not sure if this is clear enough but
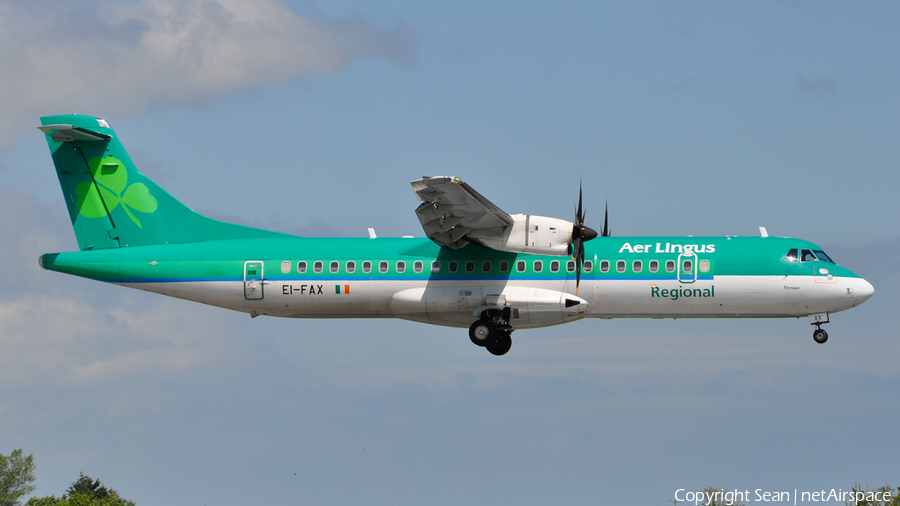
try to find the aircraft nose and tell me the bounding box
[860,279,874,301]
[854,278,875,305]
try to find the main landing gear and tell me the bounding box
[469,308,513,356]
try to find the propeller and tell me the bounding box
[572,179,598,293]
[602,196,610,237]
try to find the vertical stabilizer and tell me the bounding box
[40,115,287,250]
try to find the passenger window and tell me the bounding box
[449,261,458,273]
[683,260,693,273]
[700,260,710,272]
[534,260,543,273]
[633,260,642,273]
[465,261,475,273]
[584,260,593,273]
[813,250,834,263]
[516,260,526,273]
[330,261,339,273]
[362,261,371,273]
[346,261,356,273]
[600,260,609,273]
[500,260,509,273]
[550,260,560,273]
[785,249,799,262]
[297,261,307,273]
[649,260,659,273]
[414,261,423,273]
[396,261,406,273]
[431,261,440,273]
[314,261,323,273]
[566,261,575,273]
[379,261,388,273]
[616,260,626,273]
[666,260,675,272]
[800,249,817,262]
[482,261,491,272]
[281,261,291,274]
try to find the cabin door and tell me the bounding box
[244,261,265,300]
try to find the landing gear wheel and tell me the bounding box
[486,331,512,356]
[813,328,828,344]
[469,320,492,347]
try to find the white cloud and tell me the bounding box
[0,294,236,389]
[0,0,414,147]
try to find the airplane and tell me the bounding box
[36,115,874,356]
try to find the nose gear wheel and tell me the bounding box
[813,327,828,344]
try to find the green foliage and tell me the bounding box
[0,449,37,506]
[66,475,109,500]
[844,484,899,506]
[25,474,134,506]
[22,498,59,506]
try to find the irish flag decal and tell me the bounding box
[335,284,350,294]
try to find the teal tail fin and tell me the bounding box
[40,115,287,250]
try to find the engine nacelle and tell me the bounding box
[467,214,574,256]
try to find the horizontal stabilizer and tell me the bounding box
[38,124,111,143]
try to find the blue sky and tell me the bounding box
[0,1,897,504]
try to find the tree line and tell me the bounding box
[5,449,897,505]
[1,450,134,506]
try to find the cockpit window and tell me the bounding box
[813,250,834,263]
[785,249,798,262]
[800,249,817,262]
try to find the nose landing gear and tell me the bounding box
[808,313,829,344]
[468,308,513,356]
[812,326,828,344]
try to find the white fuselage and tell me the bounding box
[122,273,874,329]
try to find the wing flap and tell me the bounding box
[411,176,513,249]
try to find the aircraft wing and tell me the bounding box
[411,176,514,249]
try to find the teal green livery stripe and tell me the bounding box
[41,235,862,283]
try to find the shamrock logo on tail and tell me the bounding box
[75,156,158,228]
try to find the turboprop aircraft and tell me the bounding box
[36,115,874,356]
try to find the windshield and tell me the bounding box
[813,250,834,263]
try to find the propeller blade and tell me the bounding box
[602,197,610,237]
[575,259,582,294]
[577,179,584,226]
